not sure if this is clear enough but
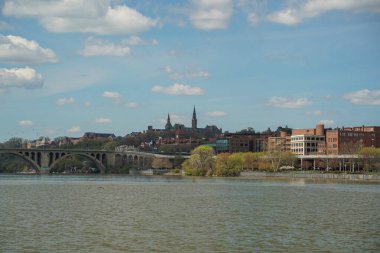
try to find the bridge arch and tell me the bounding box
[49,153,106,173]
[1,152,40,172]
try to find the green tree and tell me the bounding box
[214,153,243,176]
[242,152,263,170]
[182,145,215,176]
[73,139,106,150]
[358,147,380,172]
[264,138,297,171]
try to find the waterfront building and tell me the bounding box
[268,131,291,152]
[326,126,380,155]
[226,129,276,153]
[290,124,326,155]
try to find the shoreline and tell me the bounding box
[3,171,380,182]
[240,171,380,181]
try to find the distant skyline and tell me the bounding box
[1,0,380,140]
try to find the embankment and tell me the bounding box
[240,171,380,181]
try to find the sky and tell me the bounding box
[0,0,379,141]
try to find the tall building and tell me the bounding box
[165,114,172,130]
[192,106,197,129]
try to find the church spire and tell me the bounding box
[192,106,197,129]
[165,113,172,130]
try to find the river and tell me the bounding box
[0,174,379,252]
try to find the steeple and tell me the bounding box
[192,106,197,129]
[165,113,172,130]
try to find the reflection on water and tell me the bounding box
[0,175,379,252]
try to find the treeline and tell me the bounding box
[181,146,380,176]
[0,154,33,173]
[0,136,196,153]
[358,147,380,171]
[182,146,297,177]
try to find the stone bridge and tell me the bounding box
[0,148,162,173]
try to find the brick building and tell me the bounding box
[226,128,281,153]
[268,131,291,152]
[326,126,380,155]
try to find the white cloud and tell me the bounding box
[102,91,123,104]
[95,118,112,123]
[126,102,139,108]
[164,66,209,80]
[343,89,380,105]
[189,0,233,30]
[3,0,158,35]
[101,90,137,107]
[102,91,121,99]
[152,83,205,96]
[268,96,312,108]
[205,111,227,117]
[0,35,57,64]
[122,36,158,46]
[0,67,43,91]
[67,126,81,133]
[80,37,130,57]
[18,120,33,126]
[56,97,75,106]
[267,0,380,25]
[85,101,91,107]
[306,110,322,116]
[318,119,335,126]
[79,36,158,57]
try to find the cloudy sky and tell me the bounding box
[0,0,379,140]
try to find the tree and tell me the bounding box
[265,139,296,171]
[340,141,363,172]
[182,145,215,176]
[358,147,380,172]
[242,152,263,170]
[4,137,24,148]
[214,153,243,176]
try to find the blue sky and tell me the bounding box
[0,0,379,140]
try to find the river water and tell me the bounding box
[0,175,379,252]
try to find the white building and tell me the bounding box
[290,135,325,155]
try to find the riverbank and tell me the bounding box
[240,171,380,181]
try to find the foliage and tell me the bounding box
[242,152,263,170]
[264,138,297,171]
[50,155,99,173]
[183,145,215,176]
[214,153,243,176]
[358,147,380,171]
[0,154,34,173]
[3,137,24,148]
